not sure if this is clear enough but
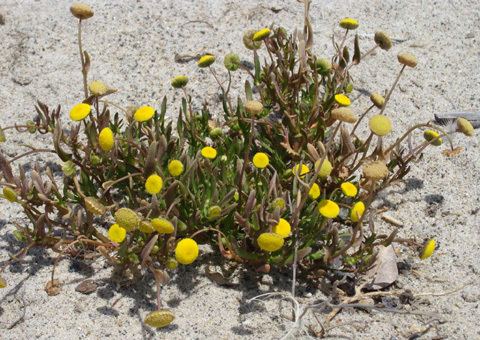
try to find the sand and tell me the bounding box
[0,0,479,339]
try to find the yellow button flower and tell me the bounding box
[171,75,188,89]
[252,28,271,41]
[350,201,365,222]
[423,130,442,146]
[139,220,155,234]
[145,174,163,195]
[98,127,114,152]
[456,117,474,136]
[144,309,175,328]
[292,164,310,177]
[273,218,291,238]
[167,159,184,177]
[341,182,358,197]
[308,183,321,200]
[318,199,340,219]
[69,103,91,121]
[252,152,269,169]
[315,159,333,178]
[151,218,175,234]
[197,54,215,68]
[114,208,140,231]
[419,239,436,260]
[369,115,392,136]
[201,146,217,160]
[257,233,284,252]
[175,238,199,265]
[88,80,108,96]
[334,94,351,107]
[272,197,286,210]
[108,223,126,243]
[134,106,155,122]
[339,18,359,30]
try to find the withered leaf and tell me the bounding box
[75,279,98,295]
[45,279,62,296]
[442,147,463,157]
[364,245,398,290]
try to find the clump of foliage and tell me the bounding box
[0,1,475,328]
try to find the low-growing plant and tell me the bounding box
[0,1,475,328]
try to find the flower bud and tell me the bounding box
[456,117,474,136]
[244,100,263,116]
[315,58,332,75]
[397,52,417,68]
[144,309,175,328]
[114,208,140,231]
[70,3,94,20]
[207,205,222,220]
[374,31,392,51]
[197,54,215,68]
[171,76,188,89]
[370,93,385,109]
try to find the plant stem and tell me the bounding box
[379,65,406,116]
[77,19,88,99]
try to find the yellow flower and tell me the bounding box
[207,205,222,220]
[292,164,310,177]
[144,309,175,328]
[339,18,359,30]
[350,201,365,222]
[98,127,114,152]
[134,106,155,122]
[88,80,109,96]
[369,115,392,136]
[272,198,286,210]
[171,76,188,88]
[197,54,215,68]
[423,130,442,146]
[145,174,163,195]
[318,199,340,219]
[139,220,155,234]
[419,239,436,260]
[108,224,126,243]
[114,208,140,231]
[456,117,474,136]
[341,182,358,197]
[201,146,217,159]
[370,93,385,109]
[315,159,333,178]
[0,275,6,288]
[151,218,174,234]
[273,218,291,238]
[308,183,321,200]
[168,159,184,177]
[252,152,269,169]
[334,94,351,106]
[175,238,199,265]
[257,233,284,252]
[252,28,271,41]
[69,103,91,121]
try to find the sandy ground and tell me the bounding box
[1,0,479,339]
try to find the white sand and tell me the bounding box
[1,0,479,339]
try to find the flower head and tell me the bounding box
[151,218,175,234]
[341,182,358,197]
[171,76,188,89]
[108,224,127,243]
[419,239,436,260]
[197,54,215,68]
[370,93,385,109]
[166,258,178,270]
[397,52,417,68]
[369,115,392,136]
[167,159,184,177]
[69,103,91,121]
[70,3,94,20]
[334,94,351,107]
[374,31,392,50]
[350,201,365,222]
[144,309,175,328]
[252,28,271,41]
[175,238,199,265]
[362,161,389,180]
[114,208,140,231]
[292,164,310,177]
[244,100,263,116]
[273,218,291,238]
[98,127,114,152]
[272,198,286,210]
[423,130,442,146]
[224,53,241,71]
[257,233,284,252]
[315,159,333,178]
[134,106,155,122]
[252,152,269,169]
[242,29,262,50]
[139,220,155,234]
[331,108,357,123]
[308,183,321,200]
[318,200,340,219]
[315,58,332,75]
[145,174,163,195]
[456,117,474,136]
[339,18,359,30]
[201,146,217,160]
[88,80,109,96]
[207,205,222,220]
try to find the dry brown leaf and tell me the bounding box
[75,279,98,294]
[442,147,463,157]
[45,279,62,296]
